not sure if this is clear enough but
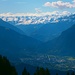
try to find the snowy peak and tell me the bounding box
[0,12,75,25]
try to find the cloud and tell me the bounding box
[61,11,71,15]
[0,11,72,25]
[44,1,75,9]
[35,8,42,13]
[73,0,75,3]
[44,2,51,7]
[0,11,71,17]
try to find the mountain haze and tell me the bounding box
[1,13,75,42]
[40,24,75,56]
[0,19,25,35]
[0,19,41,58]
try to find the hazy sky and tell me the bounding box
[0,0,75,13]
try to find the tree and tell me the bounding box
[34,67,40,75]
[45,68,50,75]
[67,72,69,75]
[39,67,45,75]
[0,55,18,75]
[71,71,75,75]
[22,67,30,75]
[11,66,18,75]
[56,73,58,75]
[34,67,50,75]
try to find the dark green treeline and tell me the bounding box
[0,55,75,75]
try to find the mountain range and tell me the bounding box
[0,13,66,25]
[0,12,74,25]
[0,13,75,72]
[39,24,75,56]
[0,13,75,42]
[0,19,25,35]
[0,19,41,59]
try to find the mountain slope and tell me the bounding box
[0,19,25,35]
[1,14,75,42]
[41,24,75,56]
[16,24,44,36]
[31,21,75,42]
[0,25,41,58]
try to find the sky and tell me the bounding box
[0,0,75,14]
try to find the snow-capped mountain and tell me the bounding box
[0,11,74,25]
[0,15,59,25]
[0,12,75,42]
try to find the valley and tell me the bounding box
[16,54,75,71]
[0,12,75,74]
